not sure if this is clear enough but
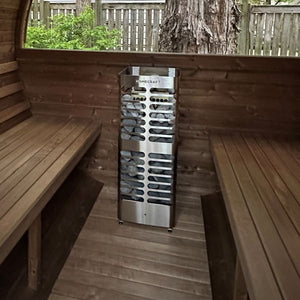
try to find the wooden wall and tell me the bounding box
[16,49,300,196]
[0,0,31,133]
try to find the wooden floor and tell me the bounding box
[48,186,212,300]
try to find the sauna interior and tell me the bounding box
[0,0,299,299]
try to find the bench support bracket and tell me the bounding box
[28,214,42,290]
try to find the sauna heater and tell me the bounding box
[118,66,180,229]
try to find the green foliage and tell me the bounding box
[25,6,121,50]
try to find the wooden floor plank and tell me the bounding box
[224,134,300,300]
[49,166,212,299]
[48,293,80,300]
[69,246,210,284]
[90,207,206,242]
[57,267,210,300]
[88,212,205,247]
[52,279,153,300]
[78,227,208,263]
[63,256,211,296]
[82,217,207,258]
[75,237,210,272]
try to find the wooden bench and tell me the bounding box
[210,133,300,300]
[0,115,101,289]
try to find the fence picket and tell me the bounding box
[249,12,255,55]
[115,9,121,50]
[281,13,291,55]
[138,9,144,51]
[40,0,44,24]
[33,0,38,25]
[95,0,103,26]
[263,13,273,56]
[123,9,129,51]
[272,13,283,56]
[44,1,50,28]
[52,8,58,17]
[146,9,152,52]
[108,9,114,30]
[255,13,264,55]
[153,9,159,52]
[297,14,300,55]
[289,14,298,56]
[130,9,137,51]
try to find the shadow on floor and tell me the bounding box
[0,168,103,300]
[202,192,236,300]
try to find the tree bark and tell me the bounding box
[159,0,240,54]
[76,0,91,16]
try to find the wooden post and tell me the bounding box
[95,0,103,26]
[44,1,50,29]
[32,0,39,26]
[233,257,248,300]
[40,0,45,25]
[239,0,250,55]
[28,214,42,291]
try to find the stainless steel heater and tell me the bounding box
[118,66,179,229]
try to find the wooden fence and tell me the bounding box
[29,0,164,52]
[238,5,300,56]
[30,1,300,56]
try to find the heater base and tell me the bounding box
[120,199,173,228]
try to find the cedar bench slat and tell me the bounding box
[0,115,101,289]
[210,133,300,300]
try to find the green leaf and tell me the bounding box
[26,6,121,51]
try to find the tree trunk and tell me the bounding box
[159,0,240,54]
[76,0,91,16]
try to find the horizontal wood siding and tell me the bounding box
[17,50,300,196]
[0,0,31,132]
[0,3,19,63]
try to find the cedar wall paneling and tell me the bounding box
[17,49,300,195]
[0,0,21,63]
[0,0,31,133]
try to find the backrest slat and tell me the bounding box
[0,82,23,99]
[0,61,18,75]
[0,61,31,129]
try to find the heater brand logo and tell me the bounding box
[136,79,159,84]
